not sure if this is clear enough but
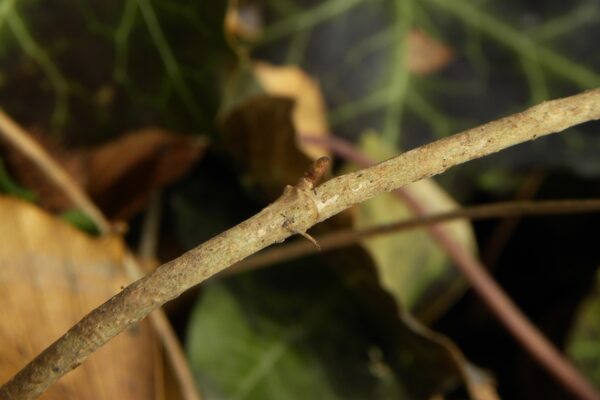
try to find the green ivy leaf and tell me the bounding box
[60,209,99,235]
[186,268,410,400]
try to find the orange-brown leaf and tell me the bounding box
[1,129,207,221]
[0,196,160,399]
[86,129,207,220]
[407,29,454,75]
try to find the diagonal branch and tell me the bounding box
[2,89,600,399]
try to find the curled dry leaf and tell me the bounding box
[0,131,87,211]
[0,196,159,399]
[1,129,207,221]
[221,96,312,199]
[253,62,330,161]
[221,62,329,199]
[86,129,208,220]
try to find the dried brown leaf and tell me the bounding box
[86,129,208,220]
[253,62,330,161]
[1,129,207,221]
[0,196,160,399]
[1,131,87,211]
[220,63,329,199]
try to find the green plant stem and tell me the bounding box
[5,9,69,128]
[383,0,413,143]
[136,0,204,125]
[261,0,367,43]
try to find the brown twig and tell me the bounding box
[227,198,600,275]
[2,89,600,399]
[138,192,163,262]
[0,111,201,400]
[300,134,600,400]
[0,109,111,234]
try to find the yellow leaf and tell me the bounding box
[0,196,160,399]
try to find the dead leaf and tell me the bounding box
[0,131,87,212]
[407,29,455,75]
[220,96,310,199]
[220,62,329,199]
[253,62,330,161]
[86,129,208,220]
[0,196,160,399]
[1,129,208,221]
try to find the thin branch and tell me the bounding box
[2,89,600,400]
[138,191,162,261]
[113,0,138,83]
[0,111,201,400]
[0,109,110,234]
[135,0,204,125]
[226,198,600,275]
[261,0,365,43]
[5,10,69,127]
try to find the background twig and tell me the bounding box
[227,198,600,275]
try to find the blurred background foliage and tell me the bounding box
[1,0,600,399]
